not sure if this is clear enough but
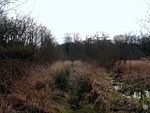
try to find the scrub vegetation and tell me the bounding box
[1,0,150,113]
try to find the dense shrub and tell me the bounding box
[53,69,70,91]
[76,76,92,98]
[68,95,80,110]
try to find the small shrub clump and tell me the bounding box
[53,69,70,91]
[67,76,93,111]
[68,95,80,110]
[76,76,92,99]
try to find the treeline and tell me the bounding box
[60,33,150,70]
[1,0,150,69]
[1,13,150,68]
[0,14,59,63]
[0,0,59,63]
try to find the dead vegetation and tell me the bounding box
[114,60,150,92]
[0,60,71,113]
[0,60,143,113]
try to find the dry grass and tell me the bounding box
[0,60,140,113]
[121,60,150,73]
[0,60,30,94]
[0,60,72,113]
[72,61,140,113]
[115,60,150,81]
[114,60,150,93]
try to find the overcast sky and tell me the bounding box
[10,0,148,43]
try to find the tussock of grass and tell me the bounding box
[53,69,70,91]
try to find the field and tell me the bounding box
[1,0,150,113]
[2,60,150,113]
[114,60,150,91]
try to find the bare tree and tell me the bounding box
[0,0,15,14]
[139,0,150,34]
